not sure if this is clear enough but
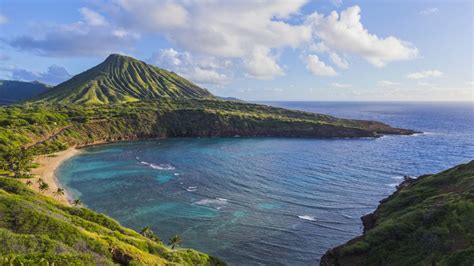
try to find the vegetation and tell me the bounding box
[169,235,182,250]
[0,80,49,105]
[320,161,474,265]
[34,54,213,105]
[72,199,82,207]
[0,177,225,265]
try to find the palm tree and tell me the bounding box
[25,180,33,186]
[38,182,49,193]
[36,178,44,184]
[140,226,160,242]
[72,199,82,207]
[168,235,182,250]
[53,188,65,198]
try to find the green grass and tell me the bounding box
[321,161,474,266]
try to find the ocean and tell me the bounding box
[57,101,474,265]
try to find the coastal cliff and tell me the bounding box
[320,161,474,265]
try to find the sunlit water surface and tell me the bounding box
[58,102,474,265]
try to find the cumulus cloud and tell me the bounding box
[306,6,418,67]
[0,14,8,24]
[108,0,311,79]
[407,70,443,79]
[331,82,351,88]
[9,65,71,85]
[419,8,439,15]
[149,48,230,85]
[6,8,137,57]
[305,54,337,76]
[329,52,349,69]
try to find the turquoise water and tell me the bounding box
[57,102,473,265]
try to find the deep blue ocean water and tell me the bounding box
[57,102,474,265]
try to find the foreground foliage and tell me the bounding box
[321,161,474,265]
[0,177,225,265]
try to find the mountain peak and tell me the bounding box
[34,54,214,104]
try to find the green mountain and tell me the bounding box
[0,177,224,265]
[321,161,474,265]
[0,80,49,105]
[35,54,213,104]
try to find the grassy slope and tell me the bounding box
[321,161,474,266]
[35,54,213,105]
[0,177,225,265]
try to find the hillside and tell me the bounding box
[35,54,213,104]
[320,161,474,265]
[0,80,49,105]
[0,176,224,265]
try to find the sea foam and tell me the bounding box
[298,215,315,221]
[141,161,175,170]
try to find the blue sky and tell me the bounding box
[0,0,472,101]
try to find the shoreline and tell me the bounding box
[23,147,80,206]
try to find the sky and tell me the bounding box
[0,0,472,101]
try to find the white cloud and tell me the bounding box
[377,80,400,87]
[307,6,418,67]
[79,7,108,26]
[407,70,443,79]
[243,47,284,79]
[107,0,311,79]
[305,54,337,76]
[329,52,349,69]
[331,82,351,88]
[7,8,138,57]
[419,8,439,15]
[149,48,230,85]
[0,14,8,24]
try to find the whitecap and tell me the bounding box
[174,173,180,176]
[141,161,175,170]
[391,176,404,180]
[186,186,197,192]
[298,215,315,221]
[386,183,399,188]
[194,198,228,207]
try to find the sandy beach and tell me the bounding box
[22,147,80,206]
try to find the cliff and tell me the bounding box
[320,161,474,265]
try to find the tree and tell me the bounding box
[36,178,44,184]
[25,180,33,186]
[140,226,160,242]
[72,199,82,207]
[38,182,49,193]
[53,187,65,198]
[3,148,33,178]
[168,235,182,250]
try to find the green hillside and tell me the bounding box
[321,161,474,265]
[0,80,49,105]
[35,54,213,104]
[0,177,224,265]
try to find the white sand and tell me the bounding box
[22,147,79,205]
